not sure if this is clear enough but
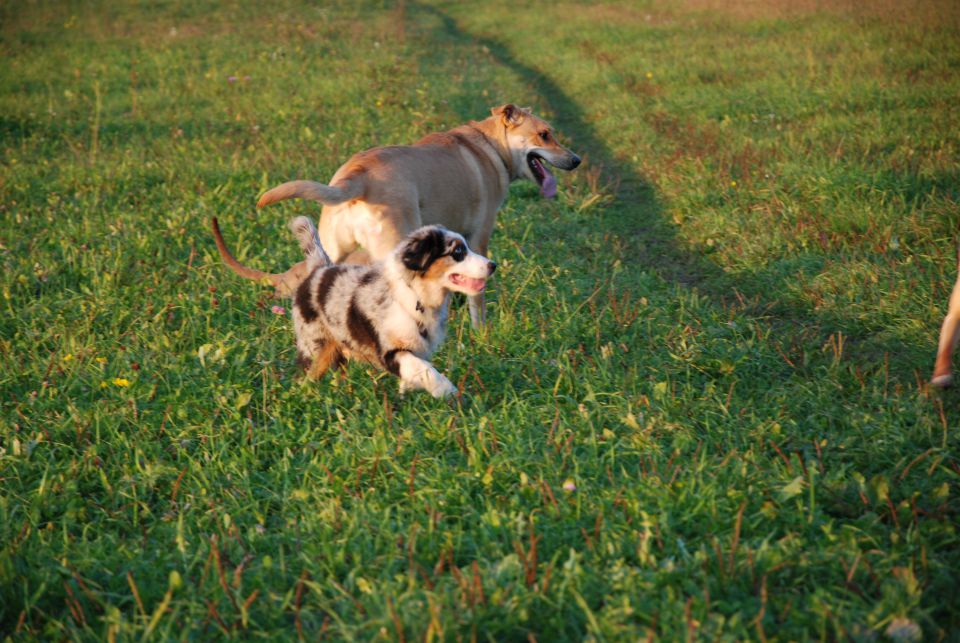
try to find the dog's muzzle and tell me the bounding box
[528,153,557,198]
[528,148,582,198]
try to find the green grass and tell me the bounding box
[2,0,959,639]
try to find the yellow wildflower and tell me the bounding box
[112,378,131,387]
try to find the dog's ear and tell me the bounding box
[400,227,448,273]
[492,103,526,127]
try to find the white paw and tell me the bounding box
[431,375,457,398]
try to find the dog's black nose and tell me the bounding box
[568,154,581,170]
[488,261,497,275]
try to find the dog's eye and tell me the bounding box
[540,130,551,142]
[451,245,466,261]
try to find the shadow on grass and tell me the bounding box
[414,2,719,291]
[413,2,954,389]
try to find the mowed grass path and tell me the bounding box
[2,0,959,639]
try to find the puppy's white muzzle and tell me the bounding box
[448,253,497,294]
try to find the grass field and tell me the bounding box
[2,0,960,639]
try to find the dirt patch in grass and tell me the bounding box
[679,0,960,28]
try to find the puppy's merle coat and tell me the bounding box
[212,216,496,397]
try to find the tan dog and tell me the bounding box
[256,104,580,327]
[932,244,960,387]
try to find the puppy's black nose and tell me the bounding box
[487,261,497,275]
[568,154,581,170]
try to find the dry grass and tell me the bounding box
[679,0,960,27]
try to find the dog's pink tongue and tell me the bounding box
[464,277,486,292]
[540,166,557,199]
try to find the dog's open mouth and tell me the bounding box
[527,153,557,199]
[450,273,486,292]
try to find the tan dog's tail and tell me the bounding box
[210,217,310,296]
[257,179,363,208]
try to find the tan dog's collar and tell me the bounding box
[499,123,516,178]
[470,125,515,179]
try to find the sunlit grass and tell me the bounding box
[1,0,958,638]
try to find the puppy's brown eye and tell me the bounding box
[540,131,551,141]
[451,245,466,261]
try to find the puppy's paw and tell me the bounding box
[430,375,457,398]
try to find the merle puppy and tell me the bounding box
[212,216,496,397]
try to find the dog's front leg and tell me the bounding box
[393,351,457,398]
[468,292,486,328]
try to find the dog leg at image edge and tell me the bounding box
[932,246,960,387]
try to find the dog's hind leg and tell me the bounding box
[306,341,345,380]
[932,254,960,387]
